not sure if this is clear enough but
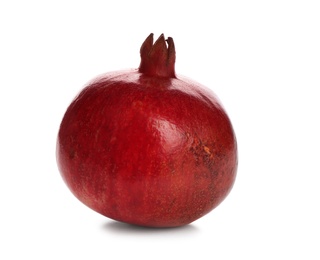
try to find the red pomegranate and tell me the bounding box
[56,34,238,227]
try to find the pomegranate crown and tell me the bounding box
[138,33,176,78]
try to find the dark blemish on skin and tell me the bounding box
[189,137,214,168]
[69,149,76,159]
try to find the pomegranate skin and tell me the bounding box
[56,34,237,227]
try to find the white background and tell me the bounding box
[1,0,319,259]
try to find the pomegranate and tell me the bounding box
[56,34,238,227]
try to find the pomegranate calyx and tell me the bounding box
[138,33,176,78]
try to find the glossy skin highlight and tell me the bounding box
[57,34,237,227]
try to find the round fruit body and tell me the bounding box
[56,34,238,227]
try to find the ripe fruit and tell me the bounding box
[56,34,238,227]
